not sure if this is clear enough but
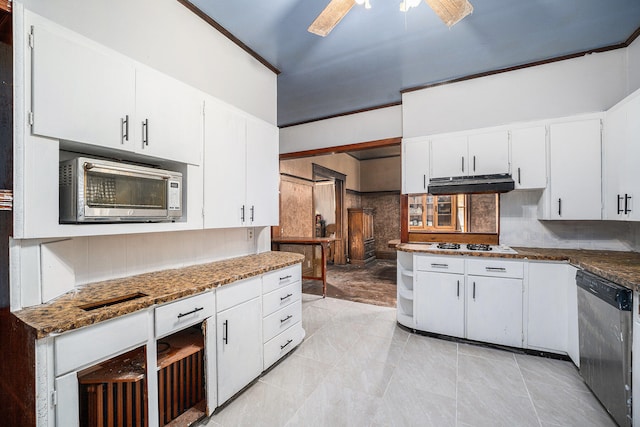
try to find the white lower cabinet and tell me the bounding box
[415,271,464,337]
[466,275,523,347]
[216,278,263,406]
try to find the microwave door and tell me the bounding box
[83,165,169,220]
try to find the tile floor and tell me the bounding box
[200,294,617,427]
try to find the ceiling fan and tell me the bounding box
[308,0,473,37]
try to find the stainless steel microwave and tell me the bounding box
[59,157,182,223]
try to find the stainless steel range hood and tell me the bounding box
[427,174,515,195]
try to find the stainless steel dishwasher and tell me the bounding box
[577,269,633,427]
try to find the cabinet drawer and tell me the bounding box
[217,276,262,312]
[263,322,304,370]
[467,258,524,278]
[263,282,301,317]
[155,292,215,338]
[262,265,302,294]
[415,255,464,274]
[263,300,302,343]
[55,310,148,376]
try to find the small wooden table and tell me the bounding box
[271,236,335,298]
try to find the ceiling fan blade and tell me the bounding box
[308,0,355,37]
[425,0,473,27]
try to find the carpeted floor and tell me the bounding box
[302,259,397,307]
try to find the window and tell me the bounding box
[408,193,498,234]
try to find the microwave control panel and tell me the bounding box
[168,180,181,211]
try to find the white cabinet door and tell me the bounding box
[511,126,547,189]
[55,371,79,427]
[547,119,602,220]
[526,262,569,353]
[603,104,627,220]
[246,116,279,227]
[216,296,263,405]
[467,130,510,176]
[624,95,640,221]
[135,68,203,165]
[203,99,247,228]
[430,136,468,178]
[415,271,465,338]
[402,138,430,194]
[466,276,523,348]
[31,23,135,150]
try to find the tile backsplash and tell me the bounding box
[500,191,640,251]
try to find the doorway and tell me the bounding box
[312,164,346,265]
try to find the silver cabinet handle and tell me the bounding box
[142,118,149,147]
[280,314,293,323]
[121,115,129,143]
[431,263,449,269]
[177,306,204,318]
[485,267,507,272]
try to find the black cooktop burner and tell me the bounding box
[437,243,461,250]
[466,244,492,251]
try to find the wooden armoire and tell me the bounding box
[348,208,375,265]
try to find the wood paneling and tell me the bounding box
[279,137,401,160]
[408,232,499,245]
[0,312,37,427]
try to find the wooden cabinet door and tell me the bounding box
[466,276,523,347]
[430,136,468,178]
[414,271,465,338]
[511,126,547,189]
[135,68,203,165]
[203,98,247,229]
[216,296,263,405]
[30,22,135,150]
[402,138,430,193]
[467,130,510,176]
[245,116,279,227]
[548,119,602,220]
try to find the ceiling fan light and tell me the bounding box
[425,0,473,27]
[364,0,372,9]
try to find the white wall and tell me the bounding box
[20,0,277,124]
[500,191,640,251]
[402,49,627,138]
[279,105,402,153]
[627,36,640,94]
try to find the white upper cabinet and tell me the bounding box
[402,137,430,194]
[245,116,279,227]
[203,98,279,229]
[135,68,203,165]
[29,14,203,165]
[430,135,468,178]
[30,22,135,151]
[510,126,547,189]
[542,118,602,220]
[603,90,640,221]
[467,130,510,176]
[430,131,509,179]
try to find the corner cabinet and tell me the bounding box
[203,97,279,229]
[348,208,375,265]
[402,137,430,194]
[396,251,414,328]
[603,89,640,221]
[540,118,602,220]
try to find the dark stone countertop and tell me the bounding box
[397,243,640,291]
[14,251,304,339]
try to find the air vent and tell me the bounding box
[59,163,73,188]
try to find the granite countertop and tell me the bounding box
[14,251,304,339]
[396,243,640,291]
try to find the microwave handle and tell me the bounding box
[83,162,174,180]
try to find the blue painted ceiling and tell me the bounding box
[188,0,640,127]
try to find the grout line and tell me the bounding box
[514,354,544,427]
